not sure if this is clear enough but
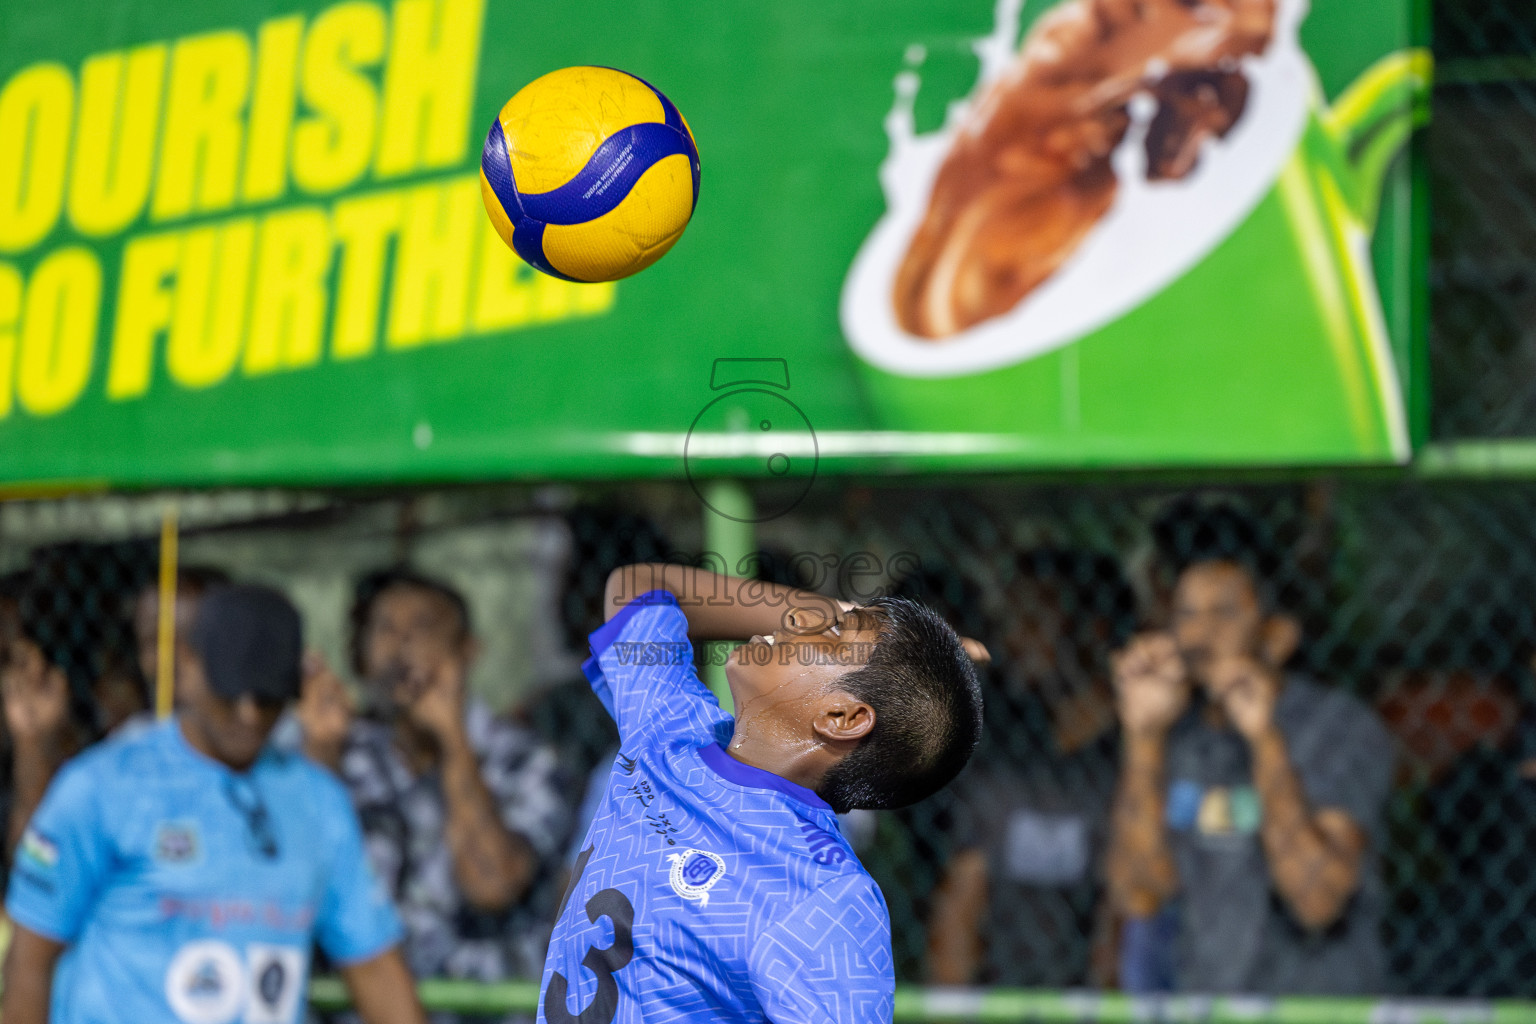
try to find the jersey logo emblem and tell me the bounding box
[668,849,726,906]
[155,821,202,865]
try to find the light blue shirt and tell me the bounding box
[7,718,402,1024]
[538,591,894,1023]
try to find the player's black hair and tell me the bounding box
[887,560,989,644]
[348,566,472,676]
[817,596,983,813]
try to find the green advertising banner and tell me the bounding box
[0,0,1429,488]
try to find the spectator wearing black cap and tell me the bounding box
[2,585,427,1024]
[0,565,230,879]
[292,568,568,987]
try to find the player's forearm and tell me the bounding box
[1250,728,1360,929]
[605,564,841,640]
[1106,731,1178,916]
[439,732,535,910]
[1,927,63,1024]
[7,736,63,857]
[340,948,429,1024]
[0,963,51,1024]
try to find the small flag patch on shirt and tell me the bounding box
[20,828,58,869]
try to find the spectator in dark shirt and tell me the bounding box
[1106,505,1393,994]
[928,548,1135,988]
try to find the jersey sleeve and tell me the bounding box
[748,873,895,1024]
[582,590,727,745]
[4,759,111,943]
[313,776,404,965]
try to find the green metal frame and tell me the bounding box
[1414,440,1536,478]
[306,978,1536,1023]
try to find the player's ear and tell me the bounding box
[813,693,874,744]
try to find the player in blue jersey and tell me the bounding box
[539,564,986,1023]
[1,585,428,1024]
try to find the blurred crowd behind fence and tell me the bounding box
[4,476,1536,1001]
[5,0,1536,1011]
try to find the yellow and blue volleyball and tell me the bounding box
[479,66,701,283]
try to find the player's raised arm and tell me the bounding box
[603,563,993,659]
[603,563,849,640]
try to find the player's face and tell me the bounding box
[1171,561,1265,693]
[360,585,467,709]
[176,646,285,770]
[725,607,884,717]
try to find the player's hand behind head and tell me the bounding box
[781,597,858,638]
[1112,632,1190,738]
[824,601,989,664]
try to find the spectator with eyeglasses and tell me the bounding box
[1,584,426,1024]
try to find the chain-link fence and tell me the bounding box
[1429,0,1536,438]
[1,0,1534,1010]
[3,477,1536,1004]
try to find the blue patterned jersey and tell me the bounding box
[537,591,894,1023]
[6,719,401,1024]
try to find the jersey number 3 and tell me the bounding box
[543,846,635,1024]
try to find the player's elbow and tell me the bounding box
[603,564,657,621]
[603,567,628,621]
